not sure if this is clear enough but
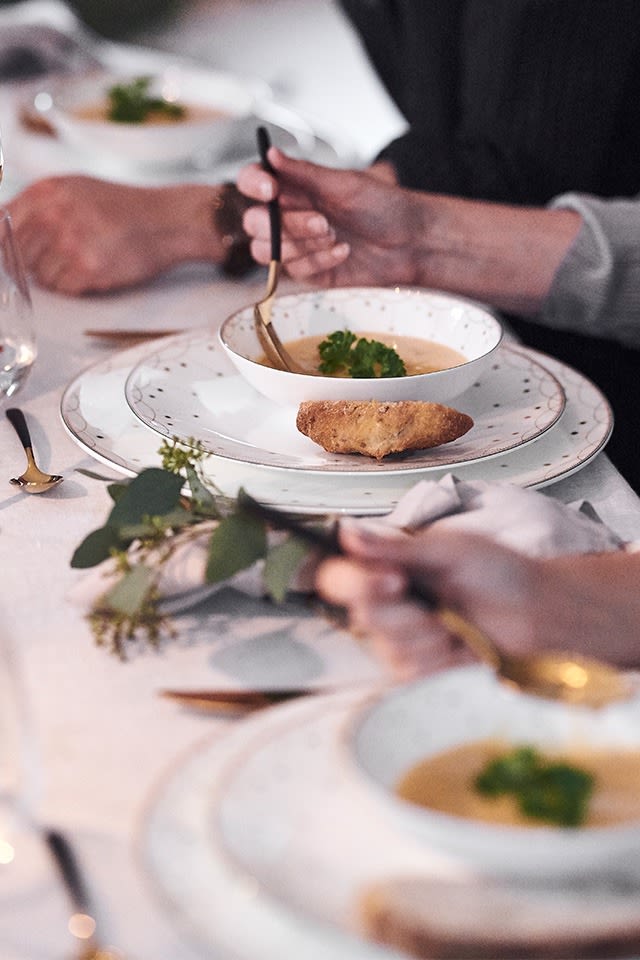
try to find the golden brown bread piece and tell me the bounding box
[357,875,640,959]
[296,400,473,459]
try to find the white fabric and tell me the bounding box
[371,473,623,556]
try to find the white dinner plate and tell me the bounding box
[124,331,565,474]
[142,687,640,960]
[60,339,612,514]
[141,689,408,960]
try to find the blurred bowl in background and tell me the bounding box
[44,66,261,170]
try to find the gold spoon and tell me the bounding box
[436,607,632,709]
[253,126,309,375]
[45,829,123,960]
[238,492,634,709]
[6,407,63,493]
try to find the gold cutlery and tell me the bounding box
[238,491,633,709]
[253,126,308,374]
[45,828,123,960]
[84,328,182,343]
[19,101,57,137]
[6,408,63,493]
[160,686,319,714]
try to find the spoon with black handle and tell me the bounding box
[252,127,309,374]
[238,491,633,708]
[6,407,63,493]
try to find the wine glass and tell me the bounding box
[0,207,36,402]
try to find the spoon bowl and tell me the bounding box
[253,260,309,374]
[9,470,64,494]
[438,608,633,709]
[6,408,63,494]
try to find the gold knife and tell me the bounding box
[160,687,318,714]
[84,328,183,342]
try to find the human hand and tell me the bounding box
[8,176,224,294]
[315,522,640,679]
[237,148,421,287]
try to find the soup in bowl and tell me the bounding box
[346,665,640,879]
[218,286,503,407]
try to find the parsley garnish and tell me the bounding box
[474,745,594,827]
[107,76,185,124]
[318,329,406,378]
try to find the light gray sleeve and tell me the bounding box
[541,193,640,348]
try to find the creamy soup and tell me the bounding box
[72,102,228,125]
[396,738,640,828]
[259,332,466,376]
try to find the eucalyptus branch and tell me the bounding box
[71,439,311,657]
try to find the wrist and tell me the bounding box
[368,160,399,185]
[211,182,255,276]
[412,194,582,315]
[156,184,254,275]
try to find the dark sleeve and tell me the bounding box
[346,0,640,205]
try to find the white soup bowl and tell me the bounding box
[218,286,503,407]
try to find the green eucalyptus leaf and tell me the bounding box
[71,525,121,569]
[206,512,267,583]
[263,537,311,603]
[107,468,184,525]
[185,465,219,516]
[102,564,156,616]
[117,506,194,541]
[107,481,131,503]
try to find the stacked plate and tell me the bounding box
[60,317,613,516]
[143,676,640,960]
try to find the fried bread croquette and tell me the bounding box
[296,399,473,460]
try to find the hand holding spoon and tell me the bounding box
[6,407,63,493]
[239,492,633,709]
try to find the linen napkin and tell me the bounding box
[360,473,623,557]
[69,474,623,615]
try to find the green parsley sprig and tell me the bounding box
[107,76,186,124]
[474,745,595,827]
[318,329,406,378]
[72,439,311,658]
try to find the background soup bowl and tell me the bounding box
[47,67,259,171]
[346,665,640,879]
[218,286,503,407]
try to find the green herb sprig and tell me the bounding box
[318,329,406,378]
[107,76,186,124]
[72,439,311,658]
[474,745,595,827]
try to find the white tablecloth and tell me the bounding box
[1,3,640,958]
